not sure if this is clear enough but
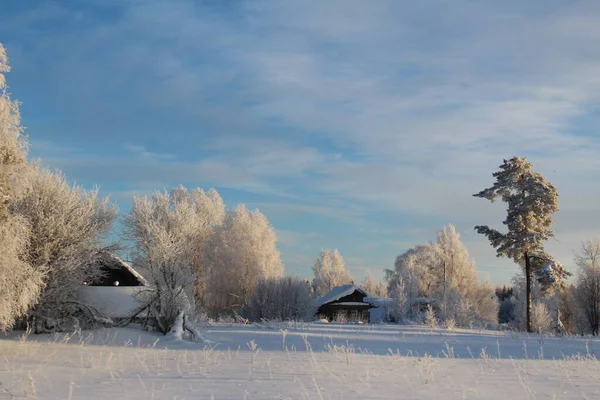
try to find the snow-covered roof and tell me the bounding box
[92,251,148,286]
[315,284,369,307]
[364,297,393,308]
[110,255,148,286]
[328,302,372,306]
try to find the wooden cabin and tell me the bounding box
[79,252,148,319]
[84,251,147,287]
[315,285,372,323]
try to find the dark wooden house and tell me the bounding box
[84,251,147,287]
[315,285,372,323]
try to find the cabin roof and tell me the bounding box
[109,255,148,286]
[88,251,148,286]
[315,284,369,307]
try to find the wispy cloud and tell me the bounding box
[3,0,600,282]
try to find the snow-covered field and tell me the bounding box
[2,323,600,399]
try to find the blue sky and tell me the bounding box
[2,0,600,284]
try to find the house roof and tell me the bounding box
[109,255,148,286]
[364,296,393,308]
[315,284,369,307]
[91,251,148,286]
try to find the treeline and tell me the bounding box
[494,239,600,336]
[3,43,600,337]
[0,45,287,334]
[385,225,498,328]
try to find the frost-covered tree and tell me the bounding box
[11,165,117,331]
[386,226,497,326]
[556,285,580,336]
[385,249,422,319]
[205,204,283,316]
[473,156,563,332]
[360,270,387,297]
[466,280,499,327]
[574,238,600,335]
[123,187,224,333]
[311,249,353,297]
[0,44,25,221]
[386,273,407,322]
[510,271,560,333]
[0,44,43,331]
[432,225,479,321]
[245,276,313,322]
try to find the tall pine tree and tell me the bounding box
[473,156,561,332]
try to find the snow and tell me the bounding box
[364,296,393,307]
[78,286,145,318]
[2,323,600,399]
[165,311,185,340]
[369,306,387,323]
[328,301,371,306]
[314,284,368,307]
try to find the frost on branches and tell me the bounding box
[537,260,570,293]
[473,156,566,332]
[385,225,497,327]
[360,270,387,297]
[311,249,353,297]
[574,238,600,335]
[205,204,283,317]
[0,45,42,331]
[11,165,117,332]
[245,276,314,322]
[123,187,224,334]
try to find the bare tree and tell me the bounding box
[311,249,353,297]
[360,270,387,297]
[574,238,600,335]
[11,165,117,331]
[0,44,43,331]
[245,276,313,322]
[473,156,565,332]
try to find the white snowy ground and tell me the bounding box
[1,323,600,399]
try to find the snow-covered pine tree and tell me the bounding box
[473,156,563,332]
[311,249,353,297]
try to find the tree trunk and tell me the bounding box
[525,252,533,333]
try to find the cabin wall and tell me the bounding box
[317,304,371,323]
[78,286,146,318]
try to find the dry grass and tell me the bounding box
[1,327,600,399]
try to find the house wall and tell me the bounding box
[78,286,146,318]
[318,305,371,322]
[317,291,371,322]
